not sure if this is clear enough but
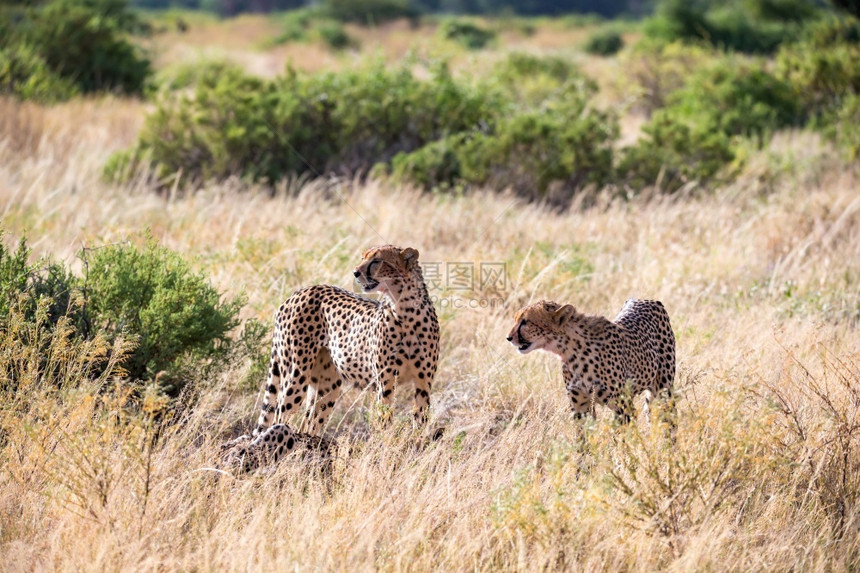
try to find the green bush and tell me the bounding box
[440,19,496,50]
[269,8,320,45]
[0,230,264,397]
[799,14,860,47]
[0,43,79,103]
[0,233,79,331]
[619,40,715,115]
[322,0,419,25]
[776,41,860,118]
[644,0,819,54]
[154,58,245,93]
[618,58,798,192]
[117,57,619,203]
[115,63,502,185]
[561,13,605,28]
[493,52,578,84]
[268,8,357,50]
[389,135,465,191]
[825,94,860,160]
[617,111,736,192]
[491,52,592,105]
[21,0,151,95]
[83,238,246,393]
[704,5,796,54]
[584,29,624,56]
[669,60,801,141]
[457,98,616,199]
[317,21,355,50]
[392,84,618,202]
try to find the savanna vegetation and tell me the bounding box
[1,0,859,570]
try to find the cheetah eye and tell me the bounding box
[368,260,380,273]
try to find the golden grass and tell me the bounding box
[1,32,860,569]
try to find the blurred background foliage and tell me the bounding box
[2,0,858,199]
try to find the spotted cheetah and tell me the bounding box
[507,299,675,422]
[224,245,440,471]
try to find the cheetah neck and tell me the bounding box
[557,315,614,358]
[379,267,435,319]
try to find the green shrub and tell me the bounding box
[268,8,357,50]
[493,16,536,37]
[494,52,578,83]
[154,58,245,93]
[0,233,79,331]
[269,7,319,45]
[776,41,860,118]
[118,56,621,202]
[21,0,151,95]
[389,135,465,191]
[618,58,797,192]
[322,0,419,25]
[0,230,264,397]
[584,29,624,56]
[704,5,795,54]
[0,43,79,103]
[561,13,604,28]
[317,21,355,50]
[0,235,37,322]
[799,14,860,47]
[457,99,618,200]
[83,238,248,394]
[644,0,819,54]
[643,0,709,45]
[117,63,502,185]
[669,60,801,140]
[619,40,715,115]
[618,111,736,192]
[392,85,618,202]
[825,94,860,160]
[440,19,496,50]
[491,52,592,105]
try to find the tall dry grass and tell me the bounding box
[1,92,859,571]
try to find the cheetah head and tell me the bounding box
[507,300,577,355]
[353,245,420,295]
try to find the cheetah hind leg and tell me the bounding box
[302,347,343,435]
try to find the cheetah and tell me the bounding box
[225,245,440,471]
[506,299,675,422]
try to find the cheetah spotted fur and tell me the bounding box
[507,299,675,421]
[224,245,439,471]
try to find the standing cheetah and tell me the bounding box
[224,245,439,471]
[507,299,675,422]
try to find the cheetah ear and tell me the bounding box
[401,247,419,269]
[554,304,576,325]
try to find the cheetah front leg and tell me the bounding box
[566,384,592,419]
[254,352,283,436]
[373,362,399,426]
[610,382,637,424]
[411,365,435,427]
